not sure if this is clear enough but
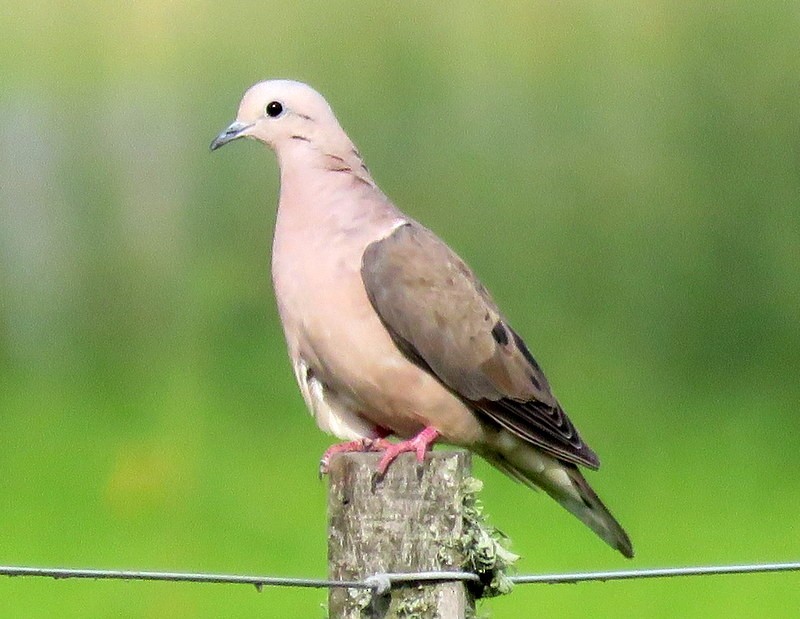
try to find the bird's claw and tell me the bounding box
[318,437,392,477]
[376,427,441,475]
[318,427,441,477]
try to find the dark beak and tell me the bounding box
[210,121,252,151]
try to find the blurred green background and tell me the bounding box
[1,1,799,617]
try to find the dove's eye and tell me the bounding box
[265,101,284,118]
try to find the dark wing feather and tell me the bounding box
[361,223,599,469]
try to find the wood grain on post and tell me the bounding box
[328,451,475,618]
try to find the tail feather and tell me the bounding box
[561,466,634,558]
[485,441,634,558]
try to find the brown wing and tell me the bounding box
[361,222,599,469]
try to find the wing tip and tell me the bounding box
[580,444,601,470]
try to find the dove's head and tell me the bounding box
[210,80,344,153]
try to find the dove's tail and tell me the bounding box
[484,441,634,558]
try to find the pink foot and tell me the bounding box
[319,428,392,475]
[377,426,441,475]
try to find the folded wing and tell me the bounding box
[361,222,600,469]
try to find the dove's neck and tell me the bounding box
[274,136,401,237]
[277,127,374,185]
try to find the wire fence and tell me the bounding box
[1,561,798,595]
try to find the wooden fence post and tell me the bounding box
[327,451,475,618]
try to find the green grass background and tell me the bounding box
[1,2,799,617]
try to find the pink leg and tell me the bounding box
[377,426,441,475]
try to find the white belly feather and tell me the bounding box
[291,355,377,440]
